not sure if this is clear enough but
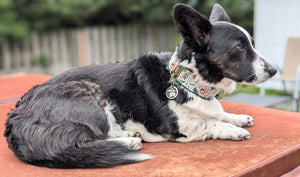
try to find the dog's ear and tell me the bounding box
[209,4,231,22]
[173,3,211,49]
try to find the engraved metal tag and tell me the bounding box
[166,85,178,99]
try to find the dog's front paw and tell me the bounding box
[213,123,250,141]
[223,113,254,127]
[229,126,250,141]
[234,114,254,127]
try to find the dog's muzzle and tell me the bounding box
[265,64,277,78]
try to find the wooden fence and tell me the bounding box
[0,25,180,75]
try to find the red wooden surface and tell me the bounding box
[0,73,300,177]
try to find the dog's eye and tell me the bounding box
[236,45,244,51]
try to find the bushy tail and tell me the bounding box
[30,140,152,169]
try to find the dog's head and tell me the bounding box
[173,3,277,84]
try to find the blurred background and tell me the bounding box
[1,0,300,111]
[0,0,254,75]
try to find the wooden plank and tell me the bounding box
[108,26,116,62]
[2,41,12,71]
[77,29,88,66]
[123,25,130,60]
[116,26,125,61]
[23,40,31,68]
[41,33,49,58]
[59,29,69,68]
[91,27,100,64]
[31,32,40,62]
[100,26,108,64]
[146,26,154,52]
[49,31,60,74]
[12,43,21,68]
[85,28,92,65]
[68,29,79,67]
[132,25,139,58]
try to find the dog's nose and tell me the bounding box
[267,66,277,77]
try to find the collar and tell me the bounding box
[166,47,221,100]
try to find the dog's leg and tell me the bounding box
[176,118,250,142]
[208,120,251,141]
[107,137,143,150]
[171,97,252,142]
[215,99,254,127]
[222,113,253,127]
[105,105,141,139]
[199,98,254,127]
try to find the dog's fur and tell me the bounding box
[4,4,277,168]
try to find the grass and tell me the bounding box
[218,83,289,99]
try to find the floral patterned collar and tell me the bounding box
[166,48,221,100]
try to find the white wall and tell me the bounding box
[254,0,300,90]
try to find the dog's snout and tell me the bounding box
[266,65,277,77]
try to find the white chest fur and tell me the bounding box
[168,80,253,142]
[168,92,226,142]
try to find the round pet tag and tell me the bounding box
[165,86,178,99]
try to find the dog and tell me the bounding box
[4,3,277,168]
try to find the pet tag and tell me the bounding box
[166,85,178,99]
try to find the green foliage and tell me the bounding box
[265,88,289,96]
[1,0,254,42]
[130,0,184,24]
[0,0,28,43]
[31,55,52,68]
[219,83,289,99]
[195,0,254,34]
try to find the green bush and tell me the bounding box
[0,0,254,43]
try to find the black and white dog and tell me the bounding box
[5,4,277,168]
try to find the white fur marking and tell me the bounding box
[105,105,122,138]
[230,23,264,58]
[251,58,268,84]
[180,57,198,73]
[105,105,138,138]
[124,120,166,142]
[123,153,153,161]
[168,93,220,142]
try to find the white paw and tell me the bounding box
[214,123,250,141]
[129,137,143,150]
[234,114,254,127]
[224,114,254,127]
[229,126,251,141]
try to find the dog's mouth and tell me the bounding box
[245,74,256,83]
[243,69,277,85]
[243,59,277,85]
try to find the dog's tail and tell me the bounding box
[29,140,152,169]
